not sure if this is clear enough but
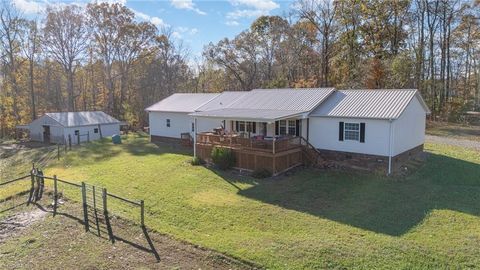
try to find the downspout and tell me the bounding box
[193,117,197,158]
[388,119,394,175]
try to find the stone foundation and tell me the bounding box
[317,144,425,175]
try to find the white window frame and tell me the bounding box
[279,120,287,135]
[344,122,360,141]
[237,121,255,133]
[288,120,296,135]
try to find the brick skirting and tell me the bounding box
[150,135,182,144]
[317,144,424,174]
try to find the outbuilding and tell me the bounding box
[22,111,122,144]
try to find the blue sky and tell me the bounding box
[13,0,295,59]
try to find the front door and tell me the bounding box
[43,125,50,143]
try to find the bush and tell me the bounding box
[251,168,272,179]
[211,147,236,170]
[191,156,204,166]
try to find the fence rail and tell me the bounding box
[0,164,158,261]
[0,175,31,186]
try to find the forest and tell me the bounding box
[0,0,479,137]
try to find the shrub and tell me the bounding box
[191,156,204,166]
[251,168,272,179]
[211,147,236,170]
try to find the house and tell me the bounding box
[20,111,122,144]
[146,88,430,175]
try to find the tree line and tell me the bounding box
[203,0,480,120]
[0,1,192,137]
[0,0,479,138]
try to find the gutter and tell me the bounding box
[388,118,394,175]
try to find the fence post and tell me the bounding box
[68,135,72,150]
[57,144,60,160]
[34,169,41,202]
[81,182,89,232]
[102,188,115,243]
[77,134,80,145]
[27,169,35,205]
[87,131,90,143]
[140,200,145,228]
[53,175,58,216]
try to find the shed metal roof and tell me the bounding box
[309,89,430,120]
[145,93,220,113]
[45,111,121,127]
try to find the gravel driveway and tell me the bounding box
[426,135,480,151]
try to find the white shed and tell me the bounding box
[25,111,122,144]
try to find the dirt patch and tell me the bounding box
[0,200,257,269]
[0,208,47,243]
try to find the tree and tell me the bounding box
[43,5,89,111]
[21,20,41,120]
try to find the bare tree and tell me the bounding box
[0,1,24,122]
[21,19,41,120]
[43,5,89,111]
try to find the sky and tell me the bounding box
[11,0,295,60]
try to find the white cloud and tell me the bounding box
[226,9,265,20]
[172,26,199,38]
[172,31,182,39]
[229,0,279,11]
[11,0,47,15]
[226,0,279,25]
[225,20,239,26]
[170,0,206,15]
[133,9,168,28]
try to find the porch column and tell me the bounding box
[193,117,197,158]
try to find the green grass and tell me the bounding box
[20,133,480,269]
[426,121,480,141]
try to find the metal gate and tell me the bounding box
[82,183,114,242]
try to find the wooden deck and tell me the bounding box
[195,133,320,175]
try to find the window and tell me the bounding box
[238,121,245,132]
[235,121,257,133]
[94,128,99,134]
[288,120,296,135]
[279,120,287,135]
[74,130,79,135]
[191,122,195,132]
[166,119,171,127]
[344,123,360,141]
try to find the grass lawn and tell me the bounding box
[426,121,480,141]
[16,133,480,269]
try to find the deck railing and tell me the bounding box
[196,133,302,154]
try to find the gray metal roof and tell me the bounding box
[145,93,220,112]
[310,89,430,120]
[195,91,248,111]
[227,88,335,111]
[45,111,120,127]
[190,108,304,121]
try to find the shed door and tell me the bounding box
[43,125,50,143]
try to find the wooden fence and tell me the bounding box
[0,164,158,261]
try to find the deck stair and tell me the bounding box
[299,136,324,167]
